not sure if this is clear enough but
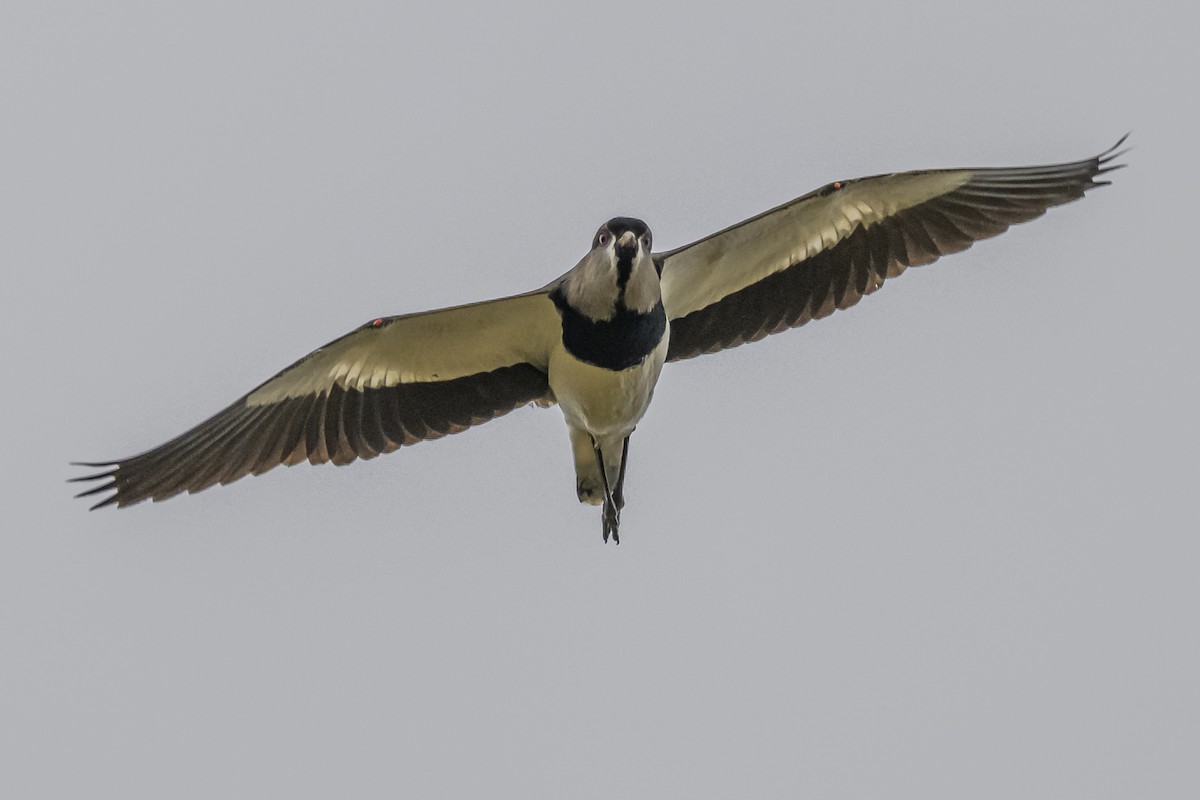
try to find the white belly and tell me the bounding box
[548,330,669,437]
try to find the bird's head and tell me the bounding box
[557,217,660,321]
[593,216,652,256]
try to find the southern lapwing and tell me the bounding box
[74,138,1127,542]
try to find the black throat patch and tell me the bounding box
[550,288,667,371]
[615,250,635,299]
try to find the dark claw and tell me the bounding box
[593,437,621,544]
[602,500,620,544]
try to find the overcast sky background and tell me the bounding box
[3,2,1196,797]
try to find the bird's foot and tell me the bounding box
[602,500,620,544]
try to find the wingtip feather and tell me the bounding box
[74,481,115,500]
[1105,131,1132,153]
[89,494,121,511]
[1098,133,1132,166]
[68,469,117,484]
[71,461,122,509]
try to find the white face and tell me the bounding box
[594,222,652,254]
[561,219,662,321]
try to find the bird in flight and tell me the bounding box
[74,138,1127,542]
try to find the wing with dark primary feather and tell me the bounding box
[659,137,1127,361]
[74,290,560,509]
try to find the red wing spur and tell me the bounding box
[74,137,1128,542]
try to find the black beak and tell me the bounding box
[616,231,639,259]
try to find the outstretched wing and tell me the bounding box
[659,137,1127,361]
[74,290,561,509]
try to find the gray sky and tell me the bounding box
[3,1,1196,797]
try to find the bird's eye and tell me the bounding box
[597,231,611,247]
[641,233,652,249]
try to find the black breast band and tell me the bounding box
[550,290,667,371]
